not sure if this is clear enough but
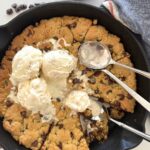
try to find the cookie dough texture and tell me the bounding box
[41,101,89,150]
[3,103,50,150]
[3,101,90,150]
[0,16,136,149]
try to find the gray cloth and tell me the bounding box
[112,0,150,60]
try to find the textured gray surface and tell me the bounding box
[113,0,150,60]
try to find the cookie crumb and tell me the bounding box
[19,4,27,10]
[29,4,34,9]
[93,19,98,25]
[15,7,21,13]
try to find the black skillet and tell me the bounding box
[0,2,150,150]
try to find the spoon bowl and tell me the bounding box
[79,41,111,69]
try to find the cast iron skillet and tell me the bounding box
[0,2,150,150]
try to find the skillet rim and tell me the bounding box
[0,1,150,150]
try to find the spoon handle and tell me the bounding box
[112,60,150,79]
[102,69,150,112]
[110,117,150,142]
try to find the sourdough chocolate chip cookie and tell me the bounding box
[0,16,136,150]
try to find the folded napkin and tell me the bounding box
[102,0,150,60]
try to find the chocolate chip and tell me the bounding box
[108,44,113,49]
[29,4,34,9]
[99,80,105,84]
[73,39,77,43]
[106,90,112,94]
[34,3,40,6]
[70,132,74,139]
[8,119,12,124]
[84,109,92,118]
[58,142,62,149]
[117,110,124,116]
[19,4,27,10]
[15,7,21,12]
[81,69,88,75]
[93,71,101,77]
[106,76,115,84]
[11,3,17,9]
[20,111,27,118]
[41,133,47,140]
[58,124,64,129]
[56,98,61,102]
[127,94,133,99]
[114,101,121,108]
[6,8,13,15]
[72,78,82,84]
[31,140,38,147]
[39,114,43,118]
[7,57,12,61]
[98,97,104,102]
[53,36,58,40]
[5,99,13,107]
[107,44,113,53]
[94,89,99,94]
[82,68,91,75]
[67,22,77,29]
[120,76,126,81]
[118,94,125,100]
[88,77,96,84]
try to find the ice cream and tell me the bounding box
[64,90,91,112]
[89,100,104,121]
[65,90,104,120]
[8,78,56,122]
[42,50,77,98]
[8,39,80,121]
[10,45,43,85]
[42,50,77,79]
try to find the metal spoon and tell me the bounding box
[79,41,150,78]
[79,41,150,112]
[102,106,150,142]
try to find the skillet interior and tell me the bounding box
[0,2,150,150]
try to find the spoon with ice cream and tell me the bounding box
[79,41,150,112]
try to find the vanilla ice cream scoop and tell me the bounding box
[42,50,77,98]
[10,78,56,122]
[65,90,91,112]
[42,50,77,79]
[10,45,43,85]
